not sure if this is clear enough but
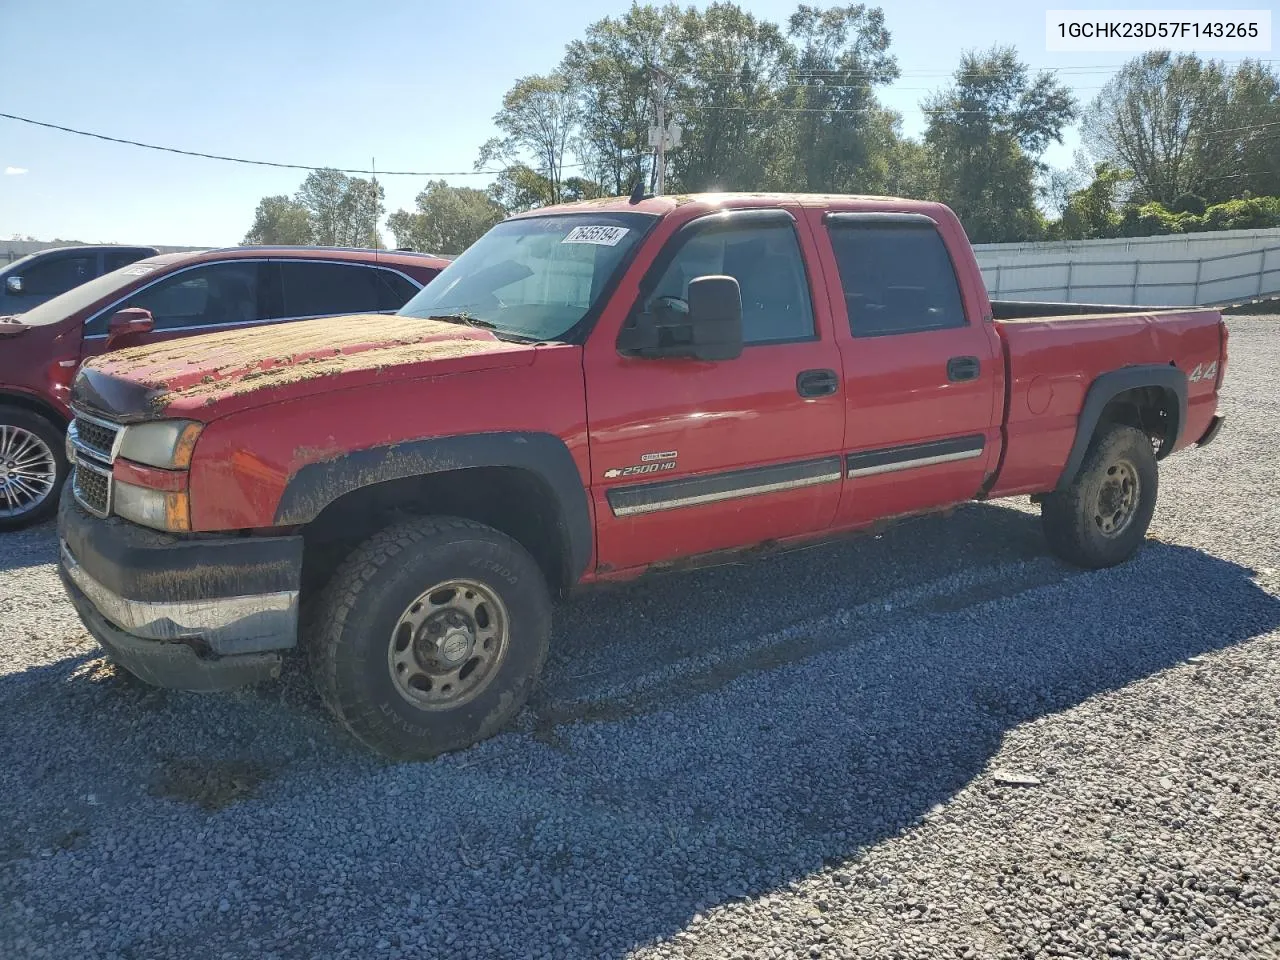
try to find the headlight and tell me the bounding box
[117,420,203,469]
[113,480,191,532]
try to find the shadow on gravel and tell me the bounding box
[2,502,1278,958]
[0,517,58,574]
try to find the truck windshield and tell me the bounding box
[397,211,657,341]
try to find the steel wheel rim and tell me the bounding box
[0,425,57,518]
[387,578,509,711]
[1094,458,1140,538]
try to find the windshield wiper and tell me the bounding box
[422,313,497,330]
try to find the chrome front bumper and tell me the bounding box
[60,540,298,656]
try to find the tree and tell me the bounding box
[296,168,385,247]
[386,180,506,255]
[923,46,1076,242]
[779,3,899,193]
[243,195,313,245]
[561,3,683,196]
[559,1,904,197]
[662,2,794,192]
[477,73,582,206]
[1220,59,1280,200]
[1054,162,1133,239]
[486,164,555,213]
[1082,53,1231,206]
[244,169,386,248]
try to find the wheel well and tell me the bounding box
[1098,385,1178,457]
[299,467,573,601]
[0,392,68,430]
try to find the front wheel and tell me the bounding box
[1040,423,1158,569]
[306,516,552,760]
[0,406,67,532]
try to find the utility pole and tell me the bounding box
[647,67,679,196]
[371,157,379,255]
[654,69,668,196]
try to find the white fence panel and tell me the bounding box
[974,227,1280,307]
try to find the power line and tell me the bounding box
[1201,167,1280,182]
[708,58,1280,79]
[0,111,588,177]
[1196,119,1280,137]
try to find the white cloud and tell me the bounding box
[4,166,28,176]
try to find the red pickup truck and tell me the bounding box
[55,193,1227,760]
[0,245,446,530]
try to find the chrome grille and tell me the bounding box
[68,412,122,465]
[72,460,112,517]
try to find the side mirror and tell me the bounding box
[105,307,155,349]
[4,276,22,295]
[617,274,743,361]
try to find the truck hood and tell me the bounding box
[72,314,534,422]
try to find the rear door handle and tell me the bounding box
[947,356,980,382]
[796,368,839,398]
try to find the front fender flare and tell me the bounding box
[273,431,592,581]
[1055,364,1187,492]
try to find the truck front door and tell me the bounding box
[584,207,846,572]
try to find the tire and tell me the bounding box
[1041,423,1158,569]
[306,516,552,760]
[0,406,67,532]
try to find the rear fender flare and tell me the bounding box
[1055,364,1187,492]
[273,432,592,581]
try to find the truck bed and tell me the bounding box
[991,299,1186,320]
[988,303,1226,498]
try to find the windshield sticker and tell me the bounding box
[123,266,157,275]
[562,225,630,246]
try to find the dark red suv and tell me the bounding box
[0,245,447,529]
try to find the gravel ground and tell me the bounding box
[2,316,1278,960]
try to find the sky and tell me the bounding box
[1,0,1271,247]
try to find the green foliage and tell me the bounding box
[477,73,582,205]
[243,170,383,247]
[1108,196,1280,237]
[1201,196,1280,231]
[558,2,904,197]
[386,180,506,255]
[1171,193,1207,216]
[1084,54,1280,206]
[1050,163,1132,240]
[242,195,313,245]
[923,46,1077,243]
[245,10,1275,250]
[295,169,384,247]
[561,3,681,196]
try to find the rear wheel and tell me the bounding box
[1041,423,1158,569]
[306,516,552,760]
[0,406,66,532]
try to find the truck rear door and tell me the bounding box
[809,211,1004,525]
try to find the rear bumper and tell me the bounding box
[1196,414,1226,447]
[56,491,303,691]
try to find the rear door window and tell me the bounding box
[827,222,967,337]
[279,261,384,318]
[20,254,96,297]
[104,249,151,273]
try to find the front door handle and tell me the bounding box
[796,368,839,398]
[947,356,980,382]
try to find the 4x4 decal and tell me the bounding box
[1188,361,1218,383]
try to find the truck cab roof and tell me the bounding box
[518,191,945,220]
